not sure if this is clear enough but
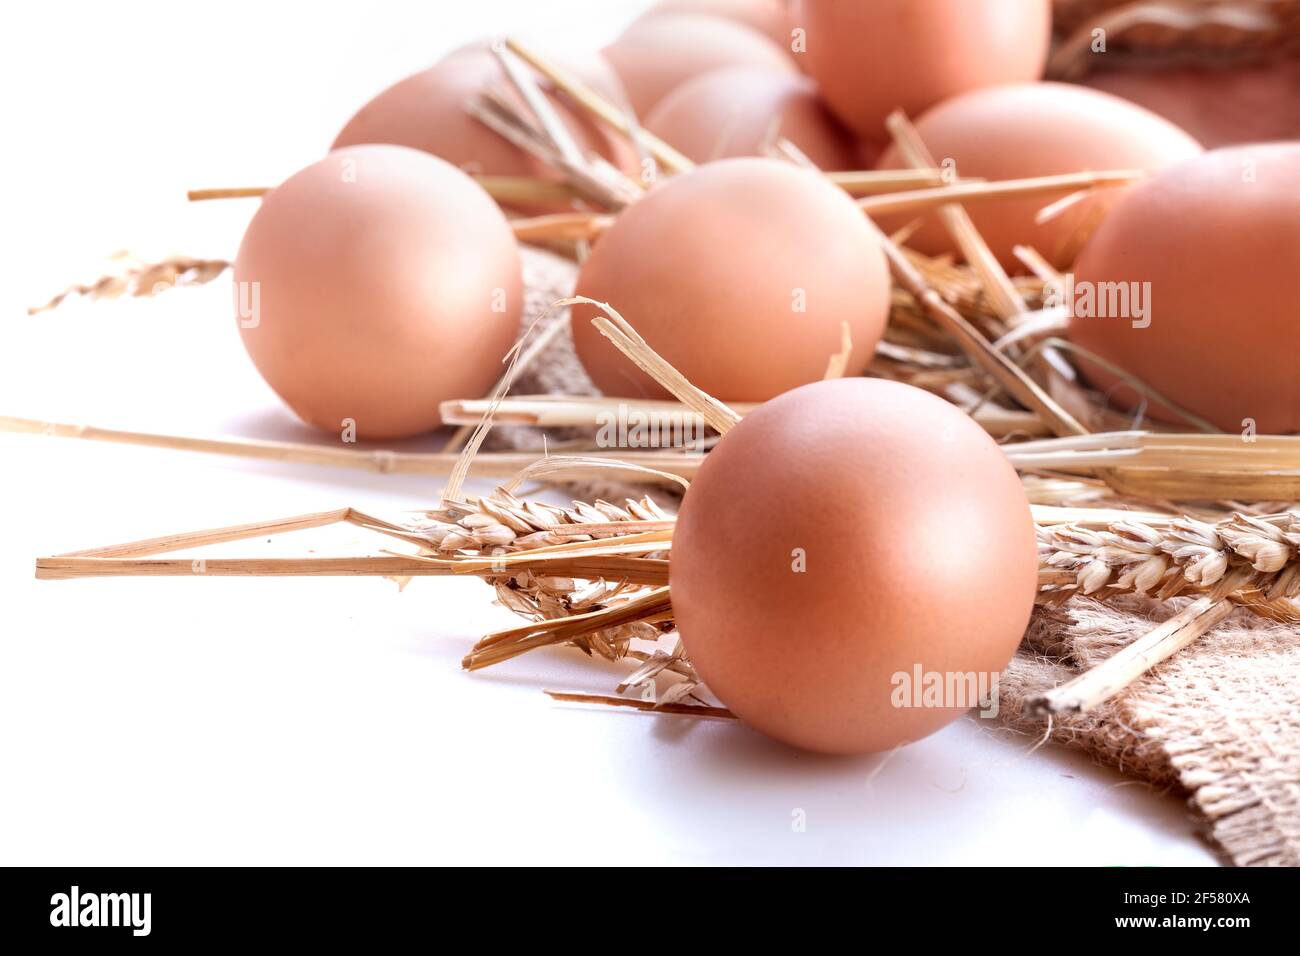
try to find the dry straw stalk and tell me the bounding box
[189,176,589,210]
[0,414,702,485]
[503,37,694,176]
[11,416,1300,500]
[1026,594,1238,714]
[857,168,1144,217]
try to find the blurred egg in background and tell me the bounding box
[645,67,856,169]
[875,83,1203,271]
[793,0,1053,147]
[604,11,797,118]
[630,0,796,49]
[1067,143,1300,433]
[333,41,638,211]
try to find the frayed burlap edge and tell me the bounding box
[1003,597,1300,866]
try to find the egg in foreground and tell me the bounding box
[233,145,522,439]
[670,378,1039,754]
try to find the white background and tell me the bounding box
[1,1,1217,864]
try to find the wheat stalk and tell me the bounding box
[1038,510,1300,610]
[26,207,608,316]
[413,489,673,554]
[440,488,1300,717]
[413,478,1300,716]
[28,254,230,315]
[403,489,677,671]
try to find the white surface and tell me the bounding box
[1,0,1218,865]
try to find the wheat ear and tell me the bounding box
[1038,510,1300,613]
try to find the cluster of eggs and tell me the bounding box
[232,0,1299,754]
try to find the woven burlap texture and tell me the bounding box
[509,246,1300,867]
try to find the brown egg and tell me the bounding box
[645,67,857,170]
[632,0,795,50]
[233,145,522,440]
[793,0,1052,143]
[875,83,1203,271]
[332,43,635,210]
[603,13,797,119]
[1068,143,1300,434]
[571,157,889,402]
[671,378,1038,754]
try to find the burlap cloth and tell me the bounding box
[504,246,1300,867]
